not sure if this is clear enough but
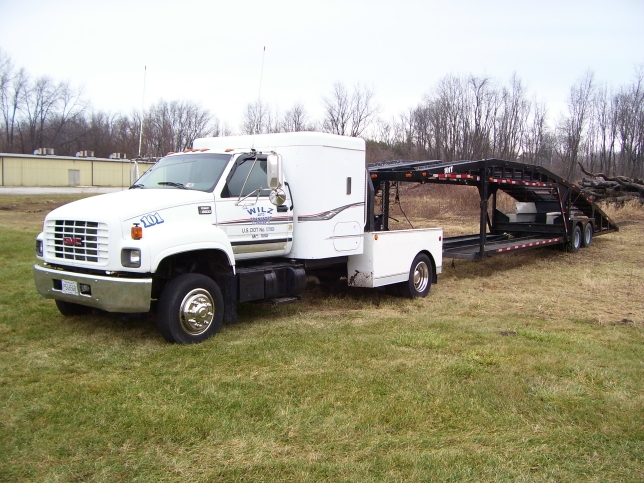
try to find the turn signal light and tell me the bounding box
[131,224,143,240]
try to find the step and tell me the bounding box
[268,296,301,305]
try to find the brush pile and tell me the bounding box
[578,163,644,204]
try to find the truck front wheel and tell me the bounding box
[55,299,92,316]
[399,253,432,298]
[156,273,224,344]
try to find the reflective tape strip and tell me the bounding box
[432,174,480,180]
[488,178,554,187]
[495,238,563,252]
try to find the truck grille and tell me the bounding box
[45,220,109,265]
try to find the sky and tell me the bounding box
[1,0,643,132]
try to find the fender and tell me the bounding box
[143,221,236,273]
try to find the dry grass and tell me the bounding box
[1,192,643,482]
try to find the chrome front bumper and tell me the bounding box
[34,264,152,313]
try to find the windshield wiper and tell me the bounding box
[158,181,188,189]
[130,184,146,189]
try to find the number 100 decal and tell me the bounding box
[140,212,164,228]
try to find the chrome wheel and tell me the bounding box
[413,260,430,293]
[179,288,215,336]
[399,253,433,298]
[157,273,224,344]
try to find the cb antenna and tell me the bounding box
[252,46,266,147]
[137,65,147,158]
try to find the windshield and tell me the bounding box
[132,153,232,192]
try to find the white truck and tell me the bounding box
[34,132,443,343]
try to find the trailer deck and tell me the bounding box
[368,158,618,260]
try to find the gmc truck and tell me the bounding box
[34,132,443,343]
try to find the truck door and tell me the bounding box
[215,154,293,260]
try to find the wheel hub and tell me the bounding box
[413,262,429,293]
[179,289,214,335]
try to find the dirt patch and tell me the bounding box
[0,195,91,230]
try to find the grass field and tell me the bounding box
[1,194,643,482]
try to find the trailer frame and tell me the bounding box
[368,158,618,260]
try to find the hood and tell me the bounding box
[47,189,214,222]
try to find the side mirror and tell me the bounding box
[267,153,283,190]
[269,188,286,206]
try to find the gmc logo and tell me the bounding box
[63,236,83,247]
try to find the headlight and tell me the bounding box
[121,248,141,268]
[36,239,43,257]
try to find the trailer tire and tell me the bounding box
[582,222,593,248]
[55,299,92,316]
[569,224,583,253]
[399,253,432,298]
[156,273,224,344]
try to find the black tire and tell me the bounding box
[384,283,402,297]
[156,273,224,344]
[569,224,582,253]
[399,253,433,298]
[55,299,92,316]
[582,222,593,248]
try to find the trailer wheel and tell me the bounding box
[156,273,224,344]
[399,253,432,298]
[582,222,593,248]
[55,299,92,316]
[569,224,583,253]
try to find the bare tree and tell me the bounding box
[0,51,28,153]
[280,102,314,132]
[614,68,644,178]
[557,71,595,179]
[145,100,214,155]
[322,82,378,137]
[521,100,550,166]
[495,74,530,160]
[45,82,88,152]
[240,100,279,135]
[468,75,499,159]
[18,76,63,152]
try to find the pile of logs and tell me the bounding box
[578,163,644,204]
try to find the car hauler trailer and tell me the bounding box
[34,133,442,343]
[367,158,618,259]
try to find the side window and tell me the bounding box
[222,158,270,198]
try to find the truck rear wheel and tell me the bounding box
[399,253,432,298]
[157,273,224,344]
[569,224,582,253]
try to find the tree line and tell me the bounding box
[1,48,642,179]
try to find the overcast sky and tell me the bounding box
[1,0,642,132]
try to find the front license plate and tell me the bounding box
[61,279,79,296]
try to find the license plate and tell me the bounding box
[61,279,79,296]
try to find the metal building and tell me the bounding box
[0,151,155,187]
